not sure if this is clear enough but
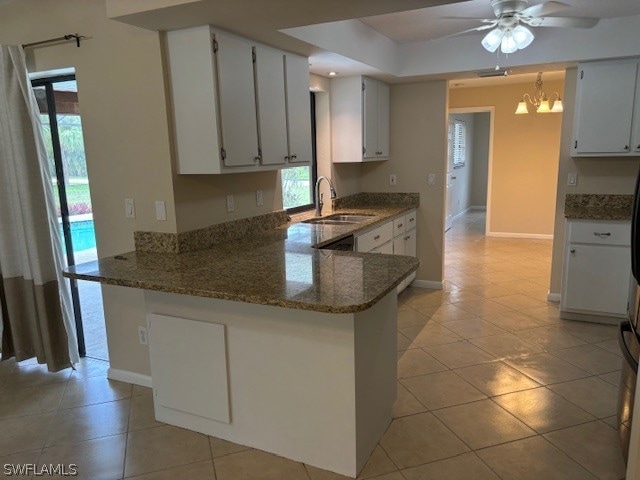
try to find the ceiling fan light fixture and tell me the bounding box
[481,28,504,53]
[512,25,534,49]
[500,32,518,54]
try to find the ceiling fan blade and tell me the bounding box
[435,22,498,40]
[525,16,600,28]
[440,17,495,22]
[518,1,569,18]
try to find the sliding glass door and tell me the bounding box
[32,75,107,360]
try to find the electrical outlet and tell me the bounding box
[125,198,135,218]
[138,326,148,345]
[155,200,167,221]
[226,194,235,212]
[389,174,397,186]
[567,173,578,187]
[256,190,264,206]
[427,174,436,186]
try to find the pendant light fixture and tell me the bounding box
[515,72,563,114]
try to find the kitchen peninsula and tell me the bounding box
[63,194,419,478]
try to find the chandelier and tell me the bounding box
[515,72,563,114]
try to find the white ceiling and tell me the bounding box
[360,0,640,44]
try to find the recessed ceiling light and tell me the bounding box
[328,71,338,76]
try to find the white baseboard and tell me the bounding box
[547,292,561,303]
[410,280,443,290]
[108,368,152,388]
[470,206,487,211]
[450,208,470,224]
[487,232,553,240]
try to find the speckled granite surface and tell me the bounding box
[333,192,419,210]
[135,211,288,254]
[64,204,420,313]
[565,194,633,220]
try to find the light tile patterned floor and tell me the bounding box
[0,212,627,479]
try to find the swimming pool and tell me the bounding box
[59,219,96,252]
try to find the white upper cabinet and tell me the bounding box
[166,25,311,174]
[215,32,260,167]
[284,53,313,164]
[572,59,640,157]
[254,45,288,166]
[332,76,390,163]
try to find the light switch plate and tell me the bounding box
[427,174,436,186]
[389,174,397,186]
[226,194,234,212]
[125,198,135,219]
[155,201,167,221]
[256,190,264,206]
[567,173,578,187]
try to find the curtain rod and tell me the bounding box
[22,34,86,49]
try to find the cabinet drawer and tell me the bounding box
[568,221,630,246]
[371,241,393,255]
[405,210,417,231]
[356,222,393,252]
[393,216,406,237]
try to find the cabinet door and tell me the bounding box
[363,77,378,159]
[634,71,640,153]
[285,53,312,164]
[564,244,631,315]
[214,32,260,167]
[372,241,393,254]
[254,45,288,165]
[377,81,390,157]
[405,230,417,257]
[393,236,405,256]
[573,62,637,155]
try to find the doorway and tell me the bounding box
[32,74,108,361]
[446,108,494,233]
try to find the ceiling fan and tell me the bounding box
[442,0,599,54]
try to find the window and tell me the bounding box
[281,93,317,212]
[448,119,466,169]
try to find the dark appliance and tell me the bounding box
[618,169,640,462]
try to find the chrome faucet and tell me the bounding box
[314,176,337,217]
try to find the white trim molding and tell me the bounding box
[410,279,443,290]
[108,368,152,388]
[547,292,561,303]
[487,232,554,240]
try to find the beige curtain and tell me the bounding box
[0,45,79,371]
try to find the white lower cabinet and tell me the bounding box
[355,209,417,293]
[561,219,633,322]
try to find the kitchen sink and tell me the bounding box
[303,213,374,225]
[303,219,358,225]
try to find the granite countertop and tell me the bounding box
[63,202,420,314]
[564,194,633,221]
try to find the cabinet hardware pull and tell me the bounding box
[398,223,403,228]
[284,155,290,161]
[291,154,297,159]
[593,232,611,237]
[637,145,640,149]
[374,235,380,240]
[570,249,576,253]
[405,235,410,240]
[254,155,262,162]
[624,145,630,150]
[409,218,414,222]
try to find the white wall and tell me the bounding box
[471,112,490,207]
[361,80,448,284]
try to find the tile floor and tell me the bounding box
[0,211,628,479]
